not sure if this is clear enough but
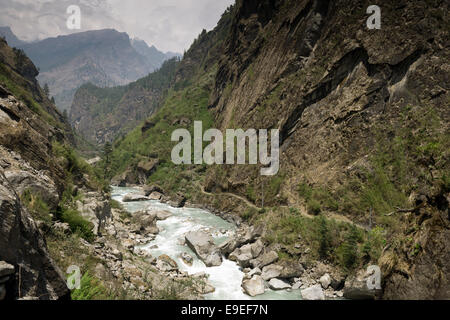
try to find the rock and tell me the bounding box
[122,193,149,202]
[143,185,164,197]
[330,276,346,291]
[301,285,325,300]
[157,254,178,271]
[248,267,262,277]
[94,263,107,279]
[292,282,302,290]
[53,222,71,235]
[261,264,283,281]
[167,193,186,208]
[219,238,238,255]
[250,250,278,269]
[195,280,215,294]
[185,231,222,267]
[0,171,70,300]
[320,273,332,289]
[242,275,265,297]
[148,192,163,201]
[268,278,291,290]
[250,239,264,258]
[155,210,171,220]
[0,261,14,278]
[180,252,193,266]
[343,269,381,300]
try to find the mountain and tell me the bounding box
[70,57,179,145]
[1,28,173,112]
[0,26,26,48]
[131,38,181,70]
[106,0,449,300]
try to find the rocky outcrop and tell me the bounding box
[185,231,222,267]
[0,170,69,300]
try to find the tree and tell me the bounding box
[342,225,360,269]
[43,83,50,96]
[318,215,331,260]
[103,142,113,177]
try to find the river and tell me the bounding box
[112,186,302,300]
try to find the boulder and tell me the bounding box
[301,285,325,300]
[185,231,222,267]
[320,273,332,289]
[122,193,149,202]
[180,252,193,266]
[250,250,278,269]
[242,275,265,297]
[149,192,163,201]
[143,185,164,197]
[155,210,172,220]
[268,278,291,290]
[156,254,178,271]
[261,264,283,281]
[247,267,262,277]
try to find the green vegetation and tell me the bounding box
[71,272,111,300]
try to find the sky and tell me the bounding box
[0,0,234,53]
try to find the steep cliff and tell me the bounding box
[107,0,449,299]
[0,37,73,299]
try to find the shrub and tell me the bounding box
[307,199,321,215]
[58,207,94,242]
[71,272,110,300]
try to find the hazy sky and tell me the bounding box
[0,0,234,53]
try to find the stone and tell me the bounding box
[242,275,265,297]
[148,192,163,201]
[292,282,302,290]
[53,222,71,235]
[301,284,325,300]
[343,269,381,300]
[156,254,178,271]
[248,267,262,277]
[261,264,283,281]
[122,193,149,202]
[185,231,222,267]
[180,252,193,266]
[320,273,332,289]
[250,250,278,269]
[268,278,291,290]
[155,210,171,220]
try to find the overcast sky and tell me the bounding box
[0,0,234,53]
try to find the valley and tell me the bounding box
[0,0,449,302]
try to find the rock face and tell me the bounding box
[185,231,222,267]
[301,285,325,301]
[242,275,265,297]
[0,171,70,300]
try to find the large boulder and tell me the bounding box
[122,193,149,202]
[185,231,222,267]
[301,285,325,300]
[268,278,291,290]
[261,264,283,281]
[320,273,332,289]
[0,171,70,300]
[242,275,265,297]
[250,250,278,269]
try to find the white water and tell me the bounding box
[112,186,301,300]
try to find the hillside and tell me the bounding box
[0,37,202,301]
[69,57,179,145]
[0,28,176,112]
[106,0,449,299]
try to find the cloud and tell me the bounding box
[0,0,234,52]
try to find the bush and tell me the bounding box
[71,272,110,300]
[339,225,360,270]
[58,207,94,242]
[318,215,331,259]
[307,199,321,215]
